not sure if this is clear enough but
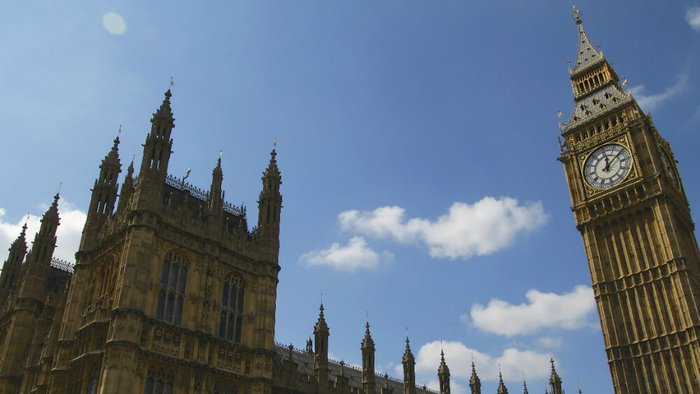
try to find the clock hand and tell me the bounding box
[607,150,625,169]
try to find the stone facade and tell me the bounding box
[559,7,700,393]
[1,89,526,394]
[0,89,282,394]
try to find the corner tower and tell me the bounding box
[558,7,700,392]
[50,89,283,394]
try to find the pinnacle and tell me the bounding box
[105,132,121,164]
[264,148,280,178]
[10,222,28,251]
[49,193,60,212]
[152,88,175,123]
[214,154,223,174]
[126,159,135,177]
[38,193,61,230]
[315,302,328,332]
[112,135,120,152]
[403,336,414,361]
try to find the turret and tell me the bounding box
[139,89,174,179]
[81,134,121,250]
[314,303,330,394]
[0,223,28,304]
[548,359,562,394]
[402,337,416,394]
[208,155,224,214]
[361,321,376,394]
[496,371,508,394]
[469,361,481,394]
[257,148,282,242]
[306,337,313,353]
[437,350,450,394]
[18,194,60,301]
[133,89,175,212]
[116,159,135,213]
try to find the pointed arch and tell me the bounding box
[155,252,188,325]
[219,275,245,343]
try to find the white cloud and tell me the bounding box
[102,12,127,35]
[0,200,86,266]
[629,72,688,111]
[535,336,563,349]
[686,6,700,31]
[468,285,596,337]
[399,340,551,384]
[299,236,391,271]
[339,197,548,260]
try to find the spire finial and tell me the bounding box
[111,126,121,151]
[57,181,62,195]
[572,5,582,25]
[169,76,174,91]
[273,137,277,150]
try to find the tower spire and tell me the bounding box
[402,336,416,394]
[496,370,508,394]
[362,321,376,394]
[139,89,175,178]
[570,6,603,73]
[469,360,481,394]
[314,303,330,394]
[208,152,224,214]
[116,158,135,213]
[0,223,29,304]
[563,6,629,130]
[81,130,122,250]
[257,148,282,242]
[18,194,60,301]
[548,359,563,394]
[437,349,450,394]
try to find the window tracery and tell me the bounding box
[219,276,244,343]
[155,253,188,325]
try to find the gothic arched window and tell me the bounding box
[145,368,174,394]
[86,368,98,394]
[214,383,237,394]
[155,253,188,325]
[219,276,244,343]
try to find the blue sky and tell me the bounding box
[2,2,700,393]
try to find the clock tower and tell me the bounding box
[559,7,700,393]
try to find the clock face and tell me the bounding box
[583,144,632,189]
[659,145,680,189]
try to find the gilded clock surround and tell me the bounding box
[578,135,639,198]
